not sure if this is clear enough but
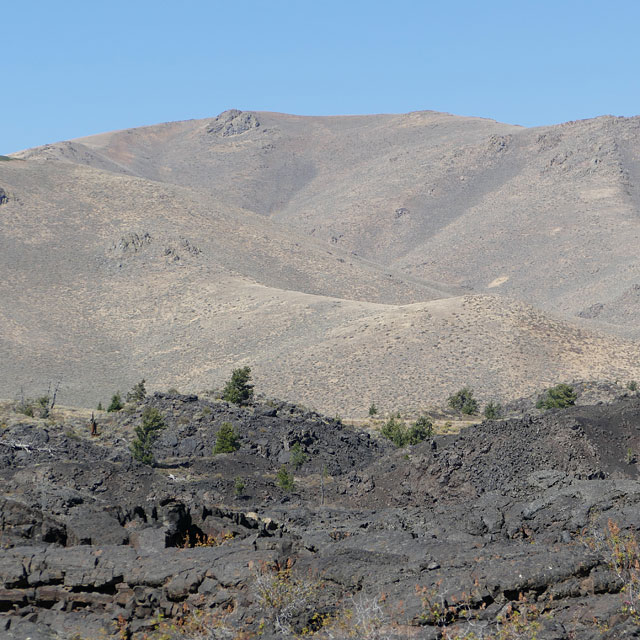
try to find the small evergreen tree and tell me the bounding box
[126,379,147,404]
[536,384,577,410]
[448,387,478,415]
[234,476,246,497]
[130,407,166,465]
[381,416,407,447]
[407,415,433,444]
[290,442,308,469]
[107,392,123,412]
[277,465,295,492]
[222,367,254,405]
[484,401,503,420]
[213,422,240,454]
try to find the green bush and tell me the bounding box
[130,407,166,465]
[107,392,123,412]
[213,422,240,454]
[448,387,478,415]
[277,465,295,491]
[628,380,638,392]
[290,442,308,469]
[484,401,503,420]
[381,415,432,447]
[234,476,246,497]
[536,383,577,410]
[126,379,147,403]
[222,367,254,405]
[368,402,378,417]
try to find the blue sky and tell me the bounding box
[3,0,639,154]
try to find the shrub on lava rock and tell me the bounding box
[222,366,254,405]
[130,407,166,465]
[213,421,240,454]
[536,383,577,410]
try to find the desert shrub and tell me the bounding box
[222,366,254,405]
[483,401,503,420]
[234,476,246,497]
[213,421,240,454]
[628,380,638,392]
[368,402,378,417]
[107,392,123,412]
[126,379,146,403]
[277,465,295,491]
[536,383,576,410]
[290,442,308,469]
[255,565,321,636]
[130,407,166,465]
[448,387,478,415]
[381,415,432,447]
[96,401,103,411]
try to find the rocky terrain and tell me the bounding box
[2,110,640,412]
[3,390,640,639]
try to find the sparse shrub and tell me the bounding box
[536,383,576,410]
[222,366,254,405]
[254,564,321,636]
[126,379,146,403]
[213,421,240,454]
[290,442,308,469]
[96,401,103,411]
[277,465,295,491]
[234,476,246,497]
[628,380,638,392]
[448,387,478,415]
[368,402,378,417]
[130,406,166,465]
[107,392,123,412]
[166,387,180,395]
[484,401,503,420]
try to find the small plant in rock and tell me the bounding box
[126,379,147,403]
[628,380,638,392]
[213,422,240,454]
[96,401,103,411]
[448,387,478,415]
[222,366,254,405]
[277,465,295,492]
[234,476,246,497]
[536,383,577,410]
[107,392,123,412]
[130,407,166,466]
[483,401,503,420]
[290,442,308,469]
[369,402,378,417]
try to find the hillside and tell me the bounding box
[2,110,640,411]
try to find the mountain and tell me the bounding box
[2,110,640,413]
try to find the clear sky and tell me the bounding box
[3,0,639,154]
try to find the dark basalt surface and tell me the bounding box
[2,393,640,638]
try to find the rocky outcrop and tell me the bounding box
[2,394,640,638]
[207,109,261,137]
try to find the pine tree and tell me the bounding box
[126,379,147,404]
[130,407,165,465]
[213,422,240,454]
[222,367,254,405]
[107,392,123,412]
